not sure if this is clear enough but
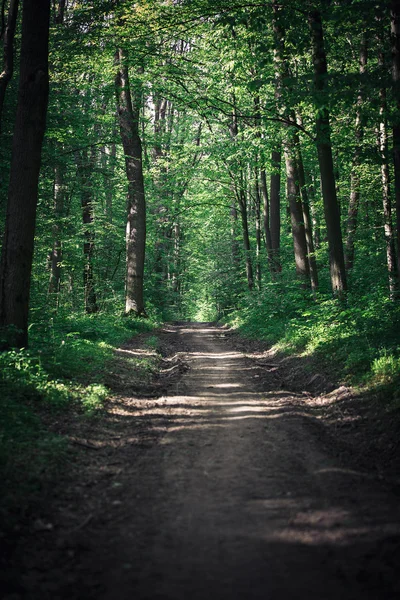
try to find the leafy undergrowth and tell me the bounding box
[226,283,400,407]
[0,311,159,529]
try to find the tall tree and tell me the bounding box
[115,48,146,315]
[308,6,347,296]
[0,0,50,348]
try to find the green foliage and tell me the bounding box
[0,310,158,525]
[226,284,400,399]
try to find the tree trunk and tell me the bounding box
[270,3,283,273]
[0,0,19,133]
[273,2,308,284]
[284,144,310,285]
[309,8,347,296]
[115,49,146,316]
[0,0,50,348]
[48,161,66,297]
[237,188,254,291]
[377,44,399,298]
[260,166,274,269]
[76,148,98,314]
[253,95,272,277]
[391,0,400,277]
[254,170,262,290]
[345,33,368,271]
[269,148,281,271]
[294,130,318,290]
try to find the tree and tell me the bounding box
[0,0,50,348]
[308,6,347,296]
[115,48,146,316]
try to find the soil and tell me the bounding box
[3,322,400,599]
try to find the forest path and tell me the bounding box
[17,323,400,599]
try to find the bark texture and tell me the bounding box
[115,49,146,315]
[284,145,310,284]
[294,130,318,290]
[0,0,50,348]
[309,8,347,296]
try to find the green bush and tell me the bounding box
[226,285,400,394]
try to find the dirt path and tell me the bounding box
[11,323,400,599]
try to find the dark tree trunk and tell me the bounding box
[391,0,400,278]
[345,33,368,272]
[309,8,347,296]
[54,0,66,24]
[0,0,19,133]
[0,0,50,348]
[115,49,146,316]
[273,2,308,284]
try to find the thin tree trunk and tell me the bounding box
[0,0,50,348]
[309,8,347,296]
[48,0,67,300]
[309,174,321,249]
[284,143,310,285]
[115,49,146,315]
[253,95,272,277]
[345,33,368,271]
[294,130,318,290]
[270,2,283,273]
[230,198,240,272]
[269,148,282,271]
[101,140,116,279]
[237,187,254,290]
[377,44,399,298]
[0,0,19,133]
[54,0,66,25]
[391,0,400,277]
[260,167,273,267]
[254,169,262,289]
[48,161,66,297]
[77,148,98,314]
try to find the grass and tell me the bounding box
[226,281,400,403]
[0,309,159,528]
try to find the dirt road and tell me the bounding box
[12,323,400,599]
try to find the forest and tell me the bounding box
[1,0,400,596]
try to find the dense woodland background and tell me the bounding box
[1,0,400,518]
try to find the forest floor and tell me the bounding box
[3,322,400,599]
